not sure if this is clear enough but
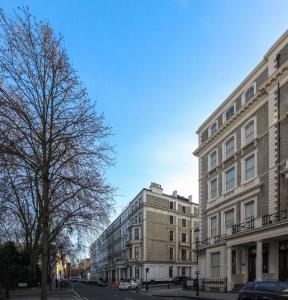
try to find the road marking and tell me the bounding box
[71,288,82,299]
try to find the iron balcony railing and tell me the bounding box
[262,208,288,225]
[196,208,288,249]
[232,217,255,234]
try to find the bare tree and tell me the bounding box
[0,8,114,300]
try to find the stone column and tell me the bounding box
[227,246,232,292]
[256,240,263,281]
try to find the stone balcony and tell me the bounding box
[195,208,288,250]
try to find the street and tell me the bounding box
[71,282,187,300]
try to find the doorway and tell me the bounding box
[248,246,256,282]
[279,241,288,281]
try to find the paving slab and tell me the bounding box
[142,286,238,300]
[8,288,80,300]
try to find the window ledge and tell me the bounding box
[223,187,237,197]
[208,165,220,174]
[241,139,258,154]
[221,154,238,168]
[241,176,259,186]
[206,179,260,211]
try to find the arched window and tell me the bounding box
[245,85,255,102]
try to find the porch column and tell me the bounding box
[227,246,232,292]
[256,240,263,281]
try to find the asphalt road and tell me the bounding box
[71,282,184,300]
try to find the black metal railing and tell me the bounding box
[262,209,288,225]
[191,277,227,292]
[198,234,227,248]
[232,218,255,234]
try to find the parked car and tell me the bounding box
[70,277,78,282]
[97,280,107,287]
[60,280,71,288]
[173,276,190,285]
[238,281,288,300]
[119,280,138,290]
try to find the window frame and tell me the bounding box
[208,121,218,137]
[241,150,258,184]
[222,133,236,161]
[182,205,186,214]
[169,229,174,241]
[181,232,187,243]
[181,248,187,260]
[241,116,257,148]
[211,252,221,278]
[182,218,187,227]
[223,163,237,193]
[134,227,140,240]
[208,214,218,238]
[208,175,218,201]
[208,148,219,171]
[169,215,174,225]
[241,198,257,223]
[223,103,236,123]
[241,82,256,105]
[221,205,237,234]
[169,247,174,260]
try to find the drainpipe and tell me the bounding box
[276,54,281,212]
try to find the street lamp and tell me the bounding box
[194,228,200,297]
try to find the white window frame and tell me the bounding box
[208,214,218,238]
[210,252,221,278]
[208,175,219,202]
[223,103,236,123]
[241,150,258,184]
[241,82,256,106]
[208,120,219,137]
[241,116,257,148]
[222,133,236,161]
[208,148,219,171]
[134,227,140,240]
[222,163,237,193]
[240,197,257,223]
[221,206,237,234]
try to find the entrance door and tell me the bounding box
[248,246,256,282]
[279,241,288,281]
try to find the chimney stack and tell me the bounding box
[172,190,177,198]
[188,195,193,203]
[150,182,163,194]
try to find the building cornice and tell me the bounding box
[196,30,288,135]
[193,61,288,157]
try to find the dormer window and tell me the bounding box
[223,104,235,122]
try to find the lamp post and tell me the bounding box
[194,228,200,297]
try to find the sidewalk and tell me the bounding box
[143,286,238,300]
[7,288,81,300]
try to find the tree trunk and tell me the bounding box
[41,218,48,300]
[29,249,38,287]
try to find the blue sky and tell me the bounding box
[2,0,288,222]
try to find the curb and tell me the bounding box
[152,295,212,300]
